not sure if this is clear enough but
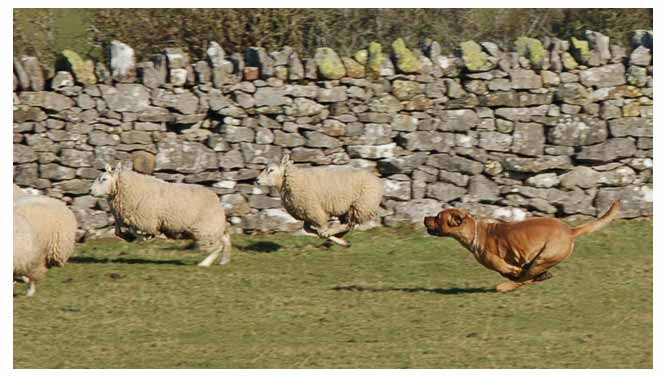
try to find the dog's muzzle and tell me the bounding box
[423,216,442,236]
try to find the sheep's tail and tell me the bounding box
[347,204,377,226]
[46,232,76,267]
[571,200,621,239]
[347,175,384,225]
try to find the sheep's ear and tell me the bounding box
[280,154,291,167]
[114,162,123,174]
[123,160,133,171]
[105,164,113,173]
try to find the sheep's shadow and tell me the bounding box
[69,256,189,266]
[331,284,495,295]
[237,241,282,253]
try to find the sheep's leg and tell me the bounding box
[13,276,35,296]
[323,223,351,238]
[197,236,221,267]
[26,280,36,297]
[310,224,350,248]
[195,231,225,267]
[198,250,220,267]
[304,211,350,248]
[303,222,319,237]
[219,232,232,265]
[133,229,155,242]
[111,208,130,240]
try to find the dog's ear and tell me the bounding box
[447,211,465,227]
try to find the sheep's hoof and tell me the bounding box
[26,282,36,297]
[325,236,350,248]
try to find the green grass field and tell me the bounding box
[14,220,652,369]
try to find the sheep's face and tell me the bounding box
[91,164,119,197]
[91,172,116,197]
[256,163,285,188]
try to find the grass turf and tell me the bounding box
[13,220,652,368]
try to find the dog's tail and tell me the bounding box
[571,200,621,239]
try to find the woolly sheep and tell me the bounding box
[90,163,232,267]
[256,155,384,247]
[13,184,26,199]
[14,194,78,267]
[13,211,43,297]
[13,194,77,296]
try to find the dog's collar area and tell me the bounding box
[470,219,480,255]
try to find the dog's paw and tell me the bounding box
[496,281,521,293]
[534,271,553,282]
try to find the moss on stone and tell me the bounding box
[314,47,346,80]
[391,38,421,74]
[354,49,368,65]
[367,42,383,79]
[61,49,97,85]
[459,40,492,72]
[514,36,547,69]
[571,37,591,64]
[392,79,421,100]
[561,52,578,70]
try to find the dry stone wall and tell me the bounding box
[13,31,653,239]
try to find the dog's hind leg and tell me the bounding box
[496,243,571,293]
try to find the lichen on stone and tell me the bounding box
[314,47,346,80]
[367,42,383,78]
[354,49,368,65]
[571,37,591,64]
[561,52,578,70]
[391,38,421,74]
[61,49,97,85]
[514,36,547,69]
[459,40,493,72]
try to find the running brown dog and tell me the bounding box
[423,201,621,293]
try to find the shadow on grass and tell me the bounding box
[332,284,495,295]
[69,256,189,266]
[238,241,282,253]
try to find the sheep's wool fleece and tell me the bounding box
[13,195,77,267]
[281,166,383,225]
[13,211,45,280]
[13,184,26,200]
[111,171,226,237]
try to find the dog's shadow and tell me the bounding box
[332,284,495,295]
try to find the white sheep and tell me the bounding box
[13,194,77,296]
[14,194,78,267]
[13,211,43,297]
[13,184,27,199]
[90,163,232,267]
[256,155,384,247]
